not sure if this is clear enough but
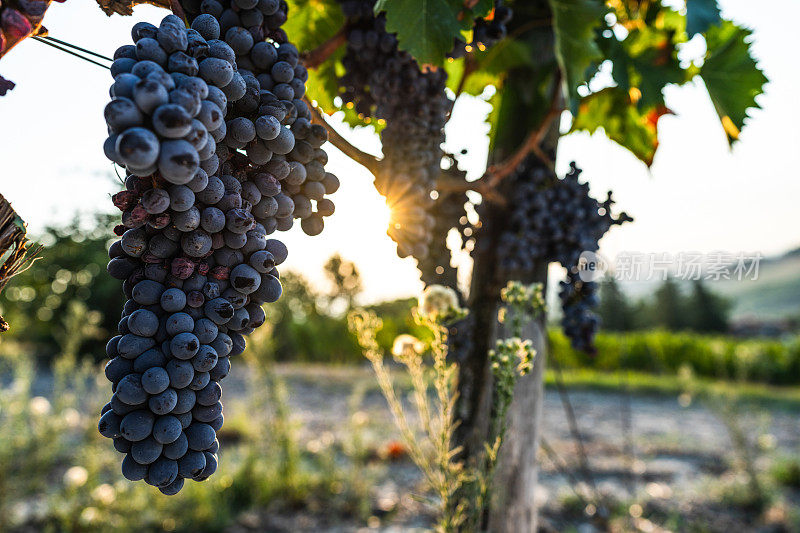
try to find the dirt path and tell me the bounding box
[225,364,800,531]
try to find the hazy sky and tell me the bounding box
[0,1,796,303]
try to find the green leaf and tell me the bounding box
[374,0,464,65]
[622,25,687,109]
[686,0,721,37]
[570,87,670,166]
[548,0,606,111]
[474,38,534,75]
[444,58,496,96]
[472,0,493,17]
[444,38,534,96]
[283,0,344,52]
[700,21,767,143]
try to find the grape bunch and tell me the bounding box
[418,156,471,288]
[498,160,631,271]
[179,0,340,236]
[338,0,450,259]
[497,159,631,351]
[99,15,287,495]
[558,270,599,354]
[449,0,513,59]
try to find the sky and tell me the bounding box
[0,0,797,304]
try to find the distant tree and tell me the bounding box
[597,277,635,331]
[323,254,362,313]
[652,277,688,330]
[688,280,731,333]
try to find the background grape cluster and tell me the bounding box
[448,0,512,59]
[417,155,471,289]
[98,12,328,494]
[498,159,631,352]
[338,0,449,260]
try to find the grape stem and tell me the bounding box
[95,0,172,16]
[454,56,478,98]
[302,27,347,70]
[306,70,561,206]
[304,96,383,175]
[169,0,187,24]
[436,173,506,205]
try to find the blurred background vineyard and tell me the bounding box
[0,215,800,531]
[3,214,799,379]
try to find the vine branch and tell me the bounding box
[483,71,563,187]
[454,55,477,98]
[304,75,565,205]
[304,97,382,175]
[302,27,347,70]
[96,0,171,16]
[169,0,187,22]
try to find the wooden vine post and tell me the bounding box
[450,1,561,530]
[0,194,41,332]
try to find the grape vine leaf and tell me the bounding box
[699,21,767,143]
[444,58,499,96]
[444,37,534,95]
[570,87,671,166]
[374,0,464,65]
[548,0,606,111]
[619,23,687,109]
[284,0,344,52]
[470,0,493,18]
[686,0,721,37]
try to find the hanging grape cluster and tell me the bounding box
[418,155,472,288]
[98,14,310,494]
[449,0,512,59]
[338,0,449,259]
[180,0,340,236]
[498,159,631,352]
[558,269,600,353]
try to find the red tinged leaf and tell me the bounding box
[1,9,33,40]
[571,87,672,167]
[645,105,672,129]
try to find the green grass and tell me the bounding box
[273,362,800,410]
[545,368,800,409]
